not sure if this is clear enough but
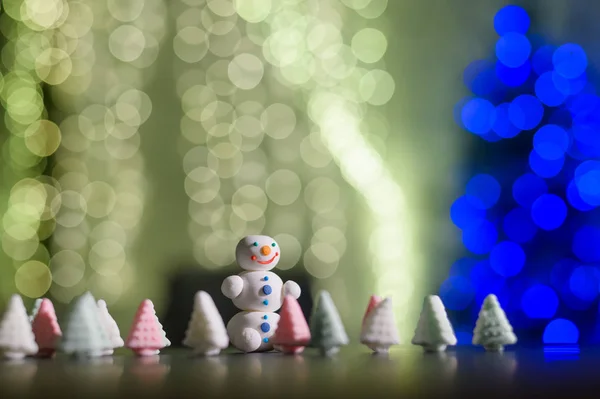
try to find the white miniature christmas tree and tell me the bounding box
[0,294,38,359]
[97,299,124,355]
[412,295,457,352]
[60,292,112,357]
[183,291,229,356]
[360,297,400,353]
[472,294,517,352]
[29,298,43,322]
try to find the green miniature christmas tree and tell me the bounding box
[29,298,43,323]
[309,291,349,356]
[60,292,112,357]
[472,294,517,352]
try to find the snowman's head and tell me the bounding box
[236,235,280,271]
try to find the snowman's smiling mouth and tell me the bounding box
[256,253,278,264]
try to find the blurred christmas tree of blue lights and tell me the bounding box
[443,4,600,345]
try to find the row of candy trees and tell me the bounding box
[0,289,515,358]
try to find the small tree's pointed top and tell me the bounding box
[194,291,218,314]
[82,291,95,301]
[39,298,55,314]
[425,295,444,309]
[314,291,336,311]
[483,294,499,307]
[378,296,392,307]
[316,290,331,301]
[8,294,24,307]
[370,297,394,316]
[140,299,154,309]
[363,295,383,324]
[281,295,302,311]
[194,290,211,304]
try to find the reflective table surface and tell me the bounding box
[0,346,594,398]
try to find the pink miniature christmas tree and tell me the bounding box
[362,295,382,325]
[32,298,62,358]
[272,295,310,354]
[125,299,168,356]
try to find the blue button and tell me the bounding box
[261,323,270,332]
[263,300,269,305]
[264,276,269,281]
[263,315,268,320]
[263,338,269,343]
[263,285,272,295]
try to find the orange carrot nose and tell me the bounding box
[260,245,271,256]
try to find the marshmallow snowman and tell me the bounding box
[222,235,301,353]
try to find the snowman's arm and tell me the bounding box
[282,280,301,299]
[221,275,244,299]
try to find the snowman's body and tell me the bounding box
[227,312,281,352]
[222,235,301,353]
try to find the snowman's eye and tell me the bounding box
[271,243,276,247]
[253,242,258,246]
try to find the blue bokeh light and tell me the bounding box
[496,60,531,87]
[496,33,531,68]
[439,275,475,311]
[529,150,564,178]
[490,241,526,277]
[567,93,599,115]
[568,265,598,301]
[453,18,600,342]
[533,124,570,160]
[566,73,588,96]
[462,220,498,255]
[543,319,579,344]
[531,194,567,230]
[463,60,493,95]
[463,59,507,101]
[567,180,595,211]
[449,257,478,277]
[571,124,600,150]
[577,170,600,205]
[503,207,538,243]
[553,43,588,79]
[532,45,556,76]
[450,195,486,229]
[465,174,501,209]
[535,72,569,106]
[572,225,600,263]
[521,284,559,319]
[453,97,470,129]
[480,131,503,143]
[512,173,548,208]
[493,5,530,36]
[568,139,599,161]
[574,161,600,206]
[509,94,544,130]
[492,103,521,138]
[461,98,496,135]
